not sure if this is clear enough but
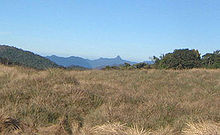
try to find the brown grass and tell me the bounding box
[182,121,220,135]
[0,64,219,134]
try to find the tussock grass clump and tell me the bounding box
[0,113,23,134]
[73,123,175,135]
[91,123,129,135]
[182,121,220,135]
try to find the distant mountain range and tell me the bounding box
[46,55,138,69]
[0,45,153,69]
[0,45,60,69]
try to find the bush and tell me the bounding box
[202,50,220,68]
[153,49,201,69]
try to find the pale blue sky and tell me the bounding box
[0,0,219,61]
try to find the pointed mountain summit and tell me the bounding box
[115,55,122,60]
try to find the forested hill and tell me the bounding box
[0,45,60,69]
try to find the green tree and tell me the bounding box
[153,49,202,69]
[202,50,220,68]
[124,62,131,67]
[133,63,147,69]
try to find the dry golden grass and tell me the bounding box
[0,64,219,134]
[182,121,220,135]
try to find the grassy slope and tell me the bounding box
[0,64,219,134]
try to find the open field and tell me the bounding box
[0,64,219,135]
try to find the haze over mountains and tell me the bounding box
[0,45,153,69]
[46,55,138,69]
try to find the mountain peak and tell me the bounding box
[50,55,58,57]
[115,55,122,60]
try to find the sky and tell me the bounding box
[0,0,220,62]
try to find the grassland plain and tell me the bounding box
[0,64,219,135]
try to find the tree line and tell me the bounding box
[103,49,220,70]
